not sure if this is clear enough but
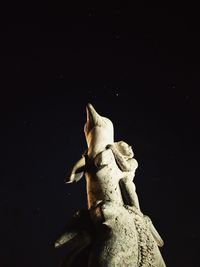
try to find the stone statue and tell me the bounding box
[55,103,166,267]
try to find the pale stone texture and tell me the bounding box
[55,103,166,267]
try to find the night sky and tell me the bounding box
[1,3,200,267]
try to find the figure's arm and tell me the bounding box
[65,156,86,183]
[120,177,141,210]
[107,142,140,209]
[106,142,138,172]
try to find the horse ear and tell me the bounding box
[66,171,85,183]
[65,157,86,183]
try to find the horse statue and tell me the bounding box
[55,103,166,267]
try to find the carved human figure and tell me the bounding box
[55,104,166,267]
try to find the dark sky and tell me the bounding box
[1,3,200,267]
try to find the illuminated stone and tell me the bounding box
[55,103,166,267]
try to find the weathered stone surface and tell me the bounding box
[55,103,166,267]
